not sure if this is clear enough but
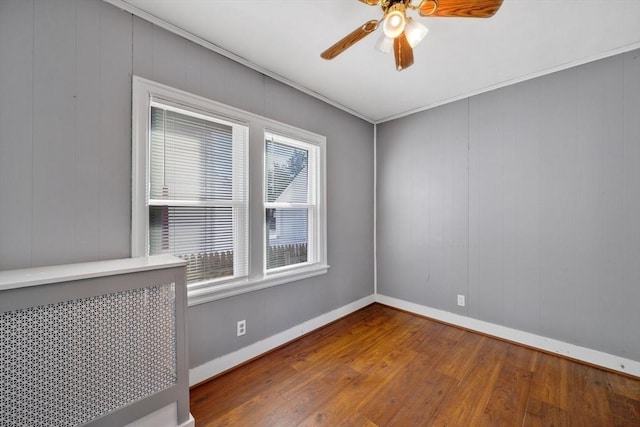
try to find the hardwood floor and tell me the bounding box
[190,303,640,426]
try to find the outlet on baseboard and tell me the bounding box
[457,295,466,307]
[237,320,246,336]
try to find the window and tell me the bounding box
[148,105,248,284]
[265,133,319,271]
[132,77,328,305]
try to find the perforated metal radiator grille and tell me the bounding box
[0,284,177,426]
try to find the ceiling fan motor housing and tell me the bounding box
[382,0,412,15]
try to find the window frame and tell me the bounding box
[132,76,328,306]
[147,102,249,285]
[264,131,319,274]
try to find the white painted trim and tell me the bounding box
[104,1,640,124]
[189,294,376,386]
[124,403,194,427]
[0,255,185,291]
[376,42,640,124]
[373,124,377,296]
[178,415,195,427]
[190,290,640,383]
[102,0,373,124]
[376,294,640,378]
[187,264,330,306]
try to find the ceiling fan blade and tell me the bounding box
[420,0,504,18]
[321,20,379,60]
[393,32,414,71]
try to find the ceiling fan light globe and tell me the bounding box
[382,10,406,38]
[405,19,428,48]
[375,33,394,54]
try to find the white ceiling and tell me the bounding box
[112,0,640,123]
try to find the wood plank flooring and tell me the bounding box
[190,303,640,426]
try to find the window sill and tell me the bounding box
[186,263,330,306]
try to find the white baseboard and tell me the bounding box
[189,294,376,386]
[188,291,639,384]
[179,414,195,427]
[124,403,194,427]
[376,294,640,378]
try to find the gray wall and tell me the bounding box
[377,49,640,361]
[0,0,374,368]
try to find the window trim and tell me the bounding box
[146,102,250,285]
[263,131,322,274]
[132,76,328,306]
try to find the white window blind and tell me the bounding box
[149,104,248,284]
[265,132,319,271]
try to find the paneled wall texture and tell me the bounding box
[0,0,374,366]
[2,0,638,369]
[377,50,640,361]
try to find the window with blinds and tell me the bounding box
[148,104,248,284]
[133,77,327,304]
[265,132,319,271]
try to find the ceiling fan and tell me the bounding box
[321,0,504,71]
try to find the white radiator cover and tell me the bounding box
[0,255,191,427]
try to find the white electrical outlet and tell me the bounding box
[237,320,246,336]
[457,295,466,307]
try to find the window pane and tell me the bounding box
[266,208,308,270]
[265,140,308,203]
[150,107,234,201]
[150,206,235,282]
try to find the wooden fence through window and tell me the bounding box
[180,243,307,283]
